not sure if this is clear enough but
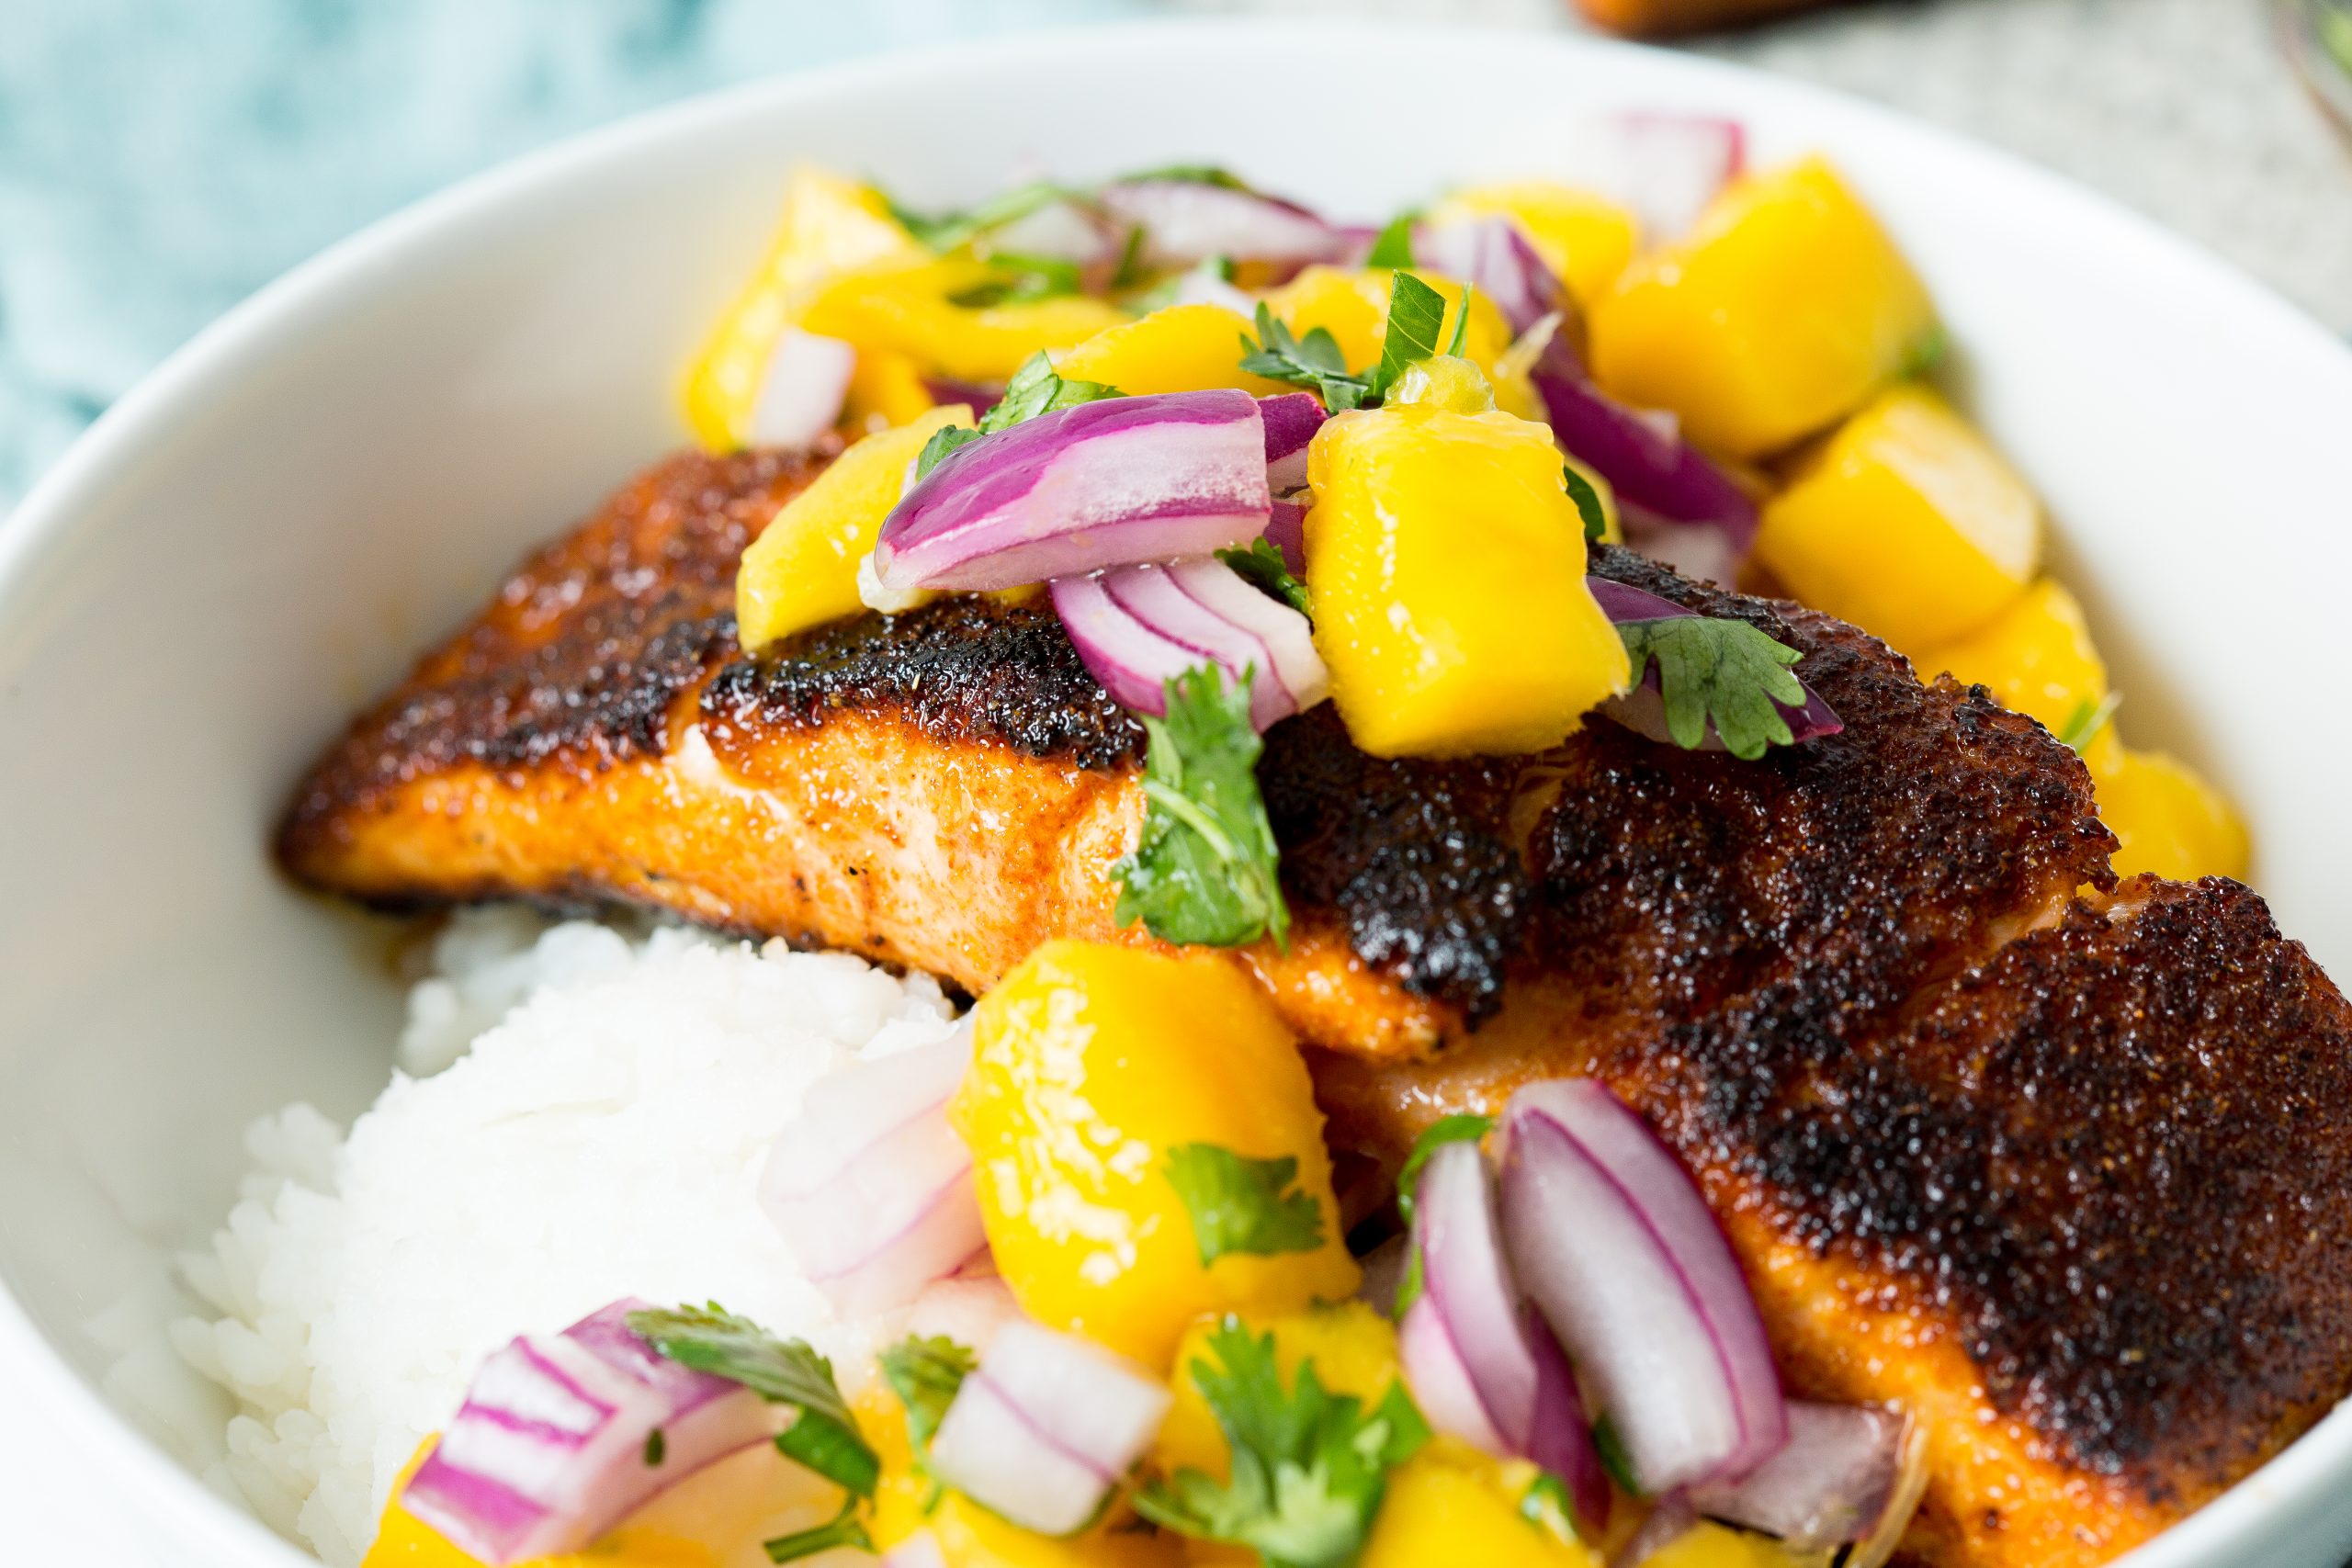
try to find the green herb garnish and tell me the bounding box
[1518,1472,1580,1539]
[763,1499,875,1563]
[1367,272,1453,400]
[1390,1113,1495,1314]
[1136,1319,1430,1568]
[2054,691,2121,753]
[877,1333,978,1513]
[1239,303,1372,412]
[1363,213,1418,270]
[1563,464,1609,544]
[885,178,1069,254]
[628,1303,878,1499]
[1615,615,1810,761]
[1217,537,1312,617]
[1165,1144,1327,1266]
[948,252,1084,308]
[642,1427,665,1467]
[1591,1413,1640,1496]
[1113,665,1291,950]
[1116,163,1254,190]
[1900,321,1950,378]
[911,351,1124,481]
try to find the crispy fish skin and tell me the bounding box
[277,447,2352,1567]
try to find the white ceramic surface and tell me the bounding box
[2,19,2349,1568]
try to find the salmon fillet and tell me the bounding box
[277,447,2352,1568]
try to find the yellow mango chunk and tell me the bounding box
[1756,385,2040,653]
[683,167,926,451]
[1427,180,1640,309]
[1154,1303,1406,1483]
[734,404,972,651]
[1052,304,1290,397]
[1362,1441,1602,1568]
[864,1391,1181,1568]
[1910,576,2106,734]
[799,256,1129,384]
[954,942,1359,1369]
[1631,1519,1830,1568]
[1304,403,1632,756]
[2092,746,2251,883]
[842,348,939,434]
[1590,158,1937,457]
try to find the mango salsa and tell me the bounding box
[682,167,927,451]
[798,256,1129,385]
[1264,265,1538,417]
[1756,385,2041,654]
[1052,304,1291,397]
[1911,576,2107,734]
[734,404,972,652]
[1153,1303,1407,1483]
[1362,1442,1603,1568]
[1590,158,1937,458]
[1304,403,1631,757]
[954,942,1359,1369]
[1425,180,1641,309]
[2093,746,2251,883]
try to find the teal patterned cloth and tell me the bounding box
[0,0,1144,512]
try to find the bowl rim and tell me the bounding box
[3,17,2349,1566]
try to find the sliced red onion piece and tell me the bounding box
[1610,1494,1699,1568]
[1052,558,1325,731]
[758,1022,983,1317]
[1559,111,1747,245]
[1526,1307,1611,1532]
[873,390,1271,593]
[1096,178,1350,271]
[749,330,857,448]
[1620,510,1741,588]
[1398,1294,1510,1454]
[905,1273,1023,1359]
[987,197,1125,266]
[928,1318,1173,1537]
[402,1299,773,1565]
[1499,1079,1787,1495]
[1588,574,1843,751]
[1689,1403,1919,1551]
[1168,259,1259,314]
[1529,321,1758,554]
[922,375,1004,422]
[1259,391,1326,492]
[1264,498,1306,575]
[1413,216,1566,339]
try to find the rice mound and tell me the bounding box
[165,909,958,1566]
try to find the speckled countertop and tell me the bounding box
[0,0,2346,514]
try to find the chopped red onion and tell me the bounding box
[402,1299,772,1565]
[1052,558,1325,731]
[872,390,1272,593]
[1559,111,1747,244]
[1689,1403,1920,1551]
[1168,260,1259,314]
[1413,216,1566,338]
[1499,1079,1787,1495]
[905,1273,1023,1359]
[1096,178,1350,271]
[922,375,1004,422]
[758,1021,983,1317]
[1264,499,1306,575]
[1259,391,1326,492]
[1610,1494,1699,1568]
[988,197,1126,267]
[750,330,857,448]
[1588,575,1843,751]
[928,1319,1173,1536]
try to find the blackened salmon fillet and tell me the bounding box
[277,446,2352,1568]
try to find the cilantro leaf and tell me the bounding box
[910,352,1124,483]
[1562,464,1610,544]
[1591,1413,1640,1496]
[763,1498,874,1563]
[1239,303,1371,412]
[1166,1144,1327,1266]
[1112,665,1291,950]
[1116,163,1253,190]
[628,1303,878,1498]
[1616,615,1808,761]
[1363,212,1418,270]
[1518,1472,1581,1540]
[1217,538,1312,617]
[2054,691,2121,753]
[948,252,1083,308]
[1368,272,1452,400]
[1136,1319,1429,1568]
[885,178,1070,254]
[878,1334,975,1458]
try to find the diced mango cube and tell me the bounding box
[1910,577,2106,734]
[954,942,1359,1369]
[1052,304,1290,397]
[2091,746,2251,883]
[1756,385,2040,653]
[683,167,925,451]
[735,404,971,651]
[799,256,1130,384]
[1427,180,1641,309]
[1305,403,1632,756]
[1153,1303,1406,1483]
[1634,1519,1817,1568]
[1590,158,1938,457]
[1362,1441,1603,1568]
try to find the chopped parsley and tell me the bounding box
[1165,1144,1327,1266]
[884,178,1069,254]
[877,1333,977,1512]
[763,1499,875,1563]
[1112,665,1291,951]
[2054,691,2121,753]
[912,351,1124,481]
[948,252,1083,308]
[628,1303,878,1499]
[1367,272,1458,400]
[642,1427,665,1467]
[1390,1113,1495,1314]
[1239,303,1372,412]
[1218,537,1312,616]
[1562,463,1610,544]
[1116,163,1253,190]
[1518,1472,1587,1540]
[1615,615,1809,761]
[1136,1319,1430,1568]
[1363,212,1418,270]
[1591,1413,1641,1496]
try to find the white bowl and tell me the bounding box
[3,18,2349,1567]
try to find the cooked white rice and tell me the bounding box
[153,909,958,1566]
